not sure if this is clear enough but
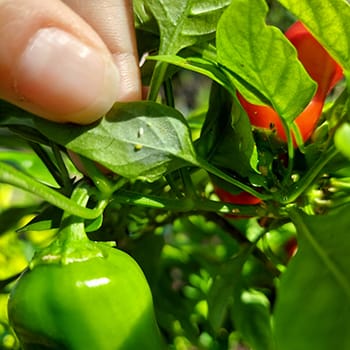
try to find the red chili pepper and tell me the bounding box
[238,21,343,144]
[214,22,343,209]
[214,185,262,219]
[215,186,262,205]
[285,236,298,260]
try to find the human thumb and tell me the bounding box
[0,0,120,124]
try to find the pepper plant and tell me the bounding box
[1,0,350,349]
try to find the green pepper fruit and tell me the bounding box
[8,188,163,350]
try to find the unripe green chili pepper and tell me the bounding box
[8,187,163,350]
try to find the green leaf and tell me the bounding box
[0,206,39,235]
[216,0,317,121]
[148,55,236,95]
[278,0,350,73]
[0,151,57,187]
[85,215,103,233]
[144,0,231,100]
[145,0,230,55]
[0,100,52,146]
[133,0,158,34]
[274,206,350,350]
[35,101,198,181]
[17,205,64,233]
[233,290,275,350]
[0,100,36,129]
[0,161,103,219]
[197,83,259,178]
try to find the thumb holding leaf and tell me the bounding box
[0,0,141,125]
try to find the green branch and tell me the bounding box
[197,157,273,201]
[147,62,169,101]
[113,189,269,217]
[0,161,103,219]
[280,146,339,204]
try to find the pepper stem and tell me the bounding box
[31,184,104,267]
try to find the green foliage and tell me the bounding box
[278,0,350,74]
[274,206,350,349]
[217,0,317,121]
[35,101,198,182]
[147,55,236,96]
[0,0,350,349]
[197,83,259,178]
[140,0,230,55]
[0,150,57,187]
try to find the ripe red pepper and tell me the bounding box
[215,21,343,209]
[238,21,343,144]
[214,185,262,219]
[215,186,261,206]
[285,237,298,260]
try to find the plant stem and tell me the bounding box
[148,62,169,101]
[165,173,185,198]
[280,146,339,204]
[330,178,350,190]
[180,168,197,198]
[197,157,272,200]
[281,119,295,185]
[28,141,62,187]
[113,189,268,217]
[51,143,73,193]
[77,155,113,196]
[0,161,103,219]
[162,81,198,199]
[291,123,306,153]
[59,185,89,239]
[163,78,175,107]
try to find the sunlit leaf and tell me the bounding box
[216,0,316,121]
[0,151,57,187]
[278,0,350,73]
[145,0,230,55]
[274,206,350,350]
[35,102,198,182]
[148,55,235,95]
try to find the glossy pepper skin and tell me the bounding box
[214,186,261,205]
[214,185,262,219]
[8,215,163,350]
[238,21,343,144]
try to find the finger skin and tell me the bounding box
[63,0,141,101]
[0,0,125,124]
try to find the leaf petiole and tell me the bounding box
[196,157,272,200]
[280,146,339,204]
[76,155,113,197]
[148,61,169,101]
[0,161,103,219]
[113,189,269,217]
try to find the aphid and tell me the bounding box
[137,127,144,138]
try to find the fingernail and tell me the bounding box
[15,28,119,122]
